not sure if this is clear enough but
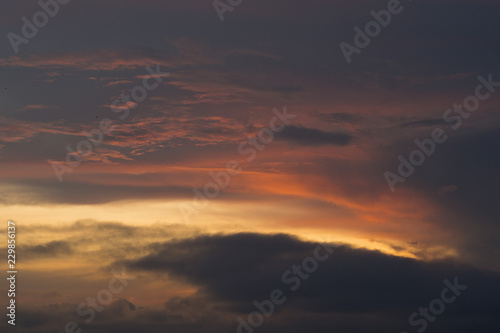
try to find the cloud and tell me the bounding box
[0,116,79,144]
[20,241,72,259]
[0,51,169,71]
[278,126,353,146]
[19,105,57,111]
[6,232,500,333]
[103,80,134,87]
[118,233,500,332]
[400,118,447,128]
[439,185,459,195]
[309,111,364,125]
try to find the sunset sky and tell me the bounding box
[1,0,499,332]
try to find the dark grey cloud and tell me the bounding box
[7,232,500,333]
[278,126,353,146]
[20,241,72,259]
[120,233,500,333]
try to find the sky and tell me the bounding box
[0,0,499,332]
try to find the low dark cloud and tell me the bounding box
[118,233,500,333]
[7,233,500,333]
